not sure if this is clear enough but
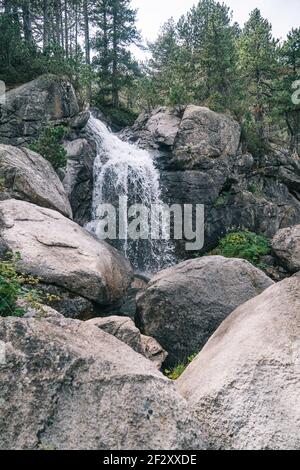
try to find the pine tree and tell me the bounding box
[144,1,239,111]
[92,0,140,108]
[274,28,300,154]
[177,0,239,110]
[238,9,279,155]
[147,18,192,106]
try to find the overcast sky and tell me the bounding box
[131,0,300,60]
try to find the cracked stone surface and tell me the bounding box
[0,199,133,305]
[0,75,79,146]
[272,224,300,273]
[177,274,300,450]
[0,315,207,450]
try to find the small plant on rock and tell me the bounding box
[165,354,197,380]
[211,230,271,266]
[0,253,43,317]
[29,125,67,171]
[0,253,24,317]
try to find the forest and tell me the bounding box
[0,0,299,155]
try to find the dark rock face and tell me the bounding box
[36,284,98,320]
[0,75,79,146]
[177,275,300,450]
[62,136,96,225]
[0,315,207,450]
[0,76,97,227]
[136,256,273,367]
[125,107,300,258]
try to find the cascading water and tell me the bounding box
[85,115,175,273]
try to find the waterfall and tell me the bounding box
[85,115,175,273]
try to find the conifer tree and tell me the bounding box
[238,9,279,154]
[274,28,300,154]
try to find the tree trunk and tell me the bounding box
[83,0,90,65]
[103,1,109,80]
[64,0,69,58]
[22,1,32,43]
[286,111,300,155]
[112,1,119,107]
[53,0,61,46]
[43,0,50,51]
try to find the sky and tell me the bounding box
[131,0,300,60]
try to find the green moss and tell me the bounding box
[248,183,258,194]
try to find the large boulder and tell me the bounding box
[136,256,274,366]
[121,107,182,150]
[272,225,300,273]
[146,107,182,147]
[0,199,132,305]
[173,105,241,164]
[0,315,207,450]
[0,144,72,218]
[0,75,79,146]
[177,275,300,450]
[123,105,241,160]
[88,316,168,369]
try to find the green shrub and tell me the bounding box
[29,125,67,170]
[0,253,24,317]
[0,177,6,192]
[165,354,197,380]
[212,231,271,266]
[213,192,231,208]
[0,253,44,317]
[248,183,258,194]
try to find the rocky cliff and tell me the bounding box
[123,105,300,260]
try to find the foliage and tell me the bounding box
[0,252,52,317]
[0,177,6,192]
[237,9,279,157]
[165,354,197,381]
[211,231,271,266]
[213,192,231,208]
[0,1,299,155]
[92,0,141,107]
[140,1,239,112]
[92,101,138,128]
[29,125,67,170]
[0,253,24,317]
[273,28,300,154]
